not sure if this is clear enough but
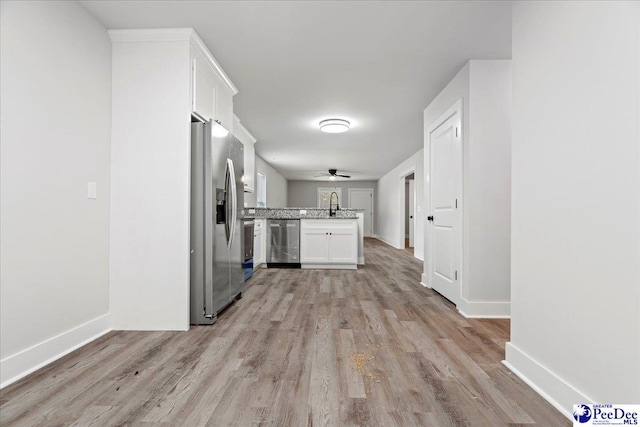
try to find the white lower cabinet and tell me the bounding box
[253,219,265,268]
[300,219,357,269]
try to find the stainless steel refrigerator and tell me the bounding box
[190,120,244,325]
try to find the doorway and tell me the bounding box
[404,174,415,252]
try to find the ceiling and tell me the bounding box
[80,1,512,181]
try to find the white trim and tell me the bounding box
[1,313,112,388]
[108,28,238,95]
[358,256,365,265]
[420,273,431,288]
[348,188,374,237]
[457,299,510,318]
[503,342,593,421]
[189,30,238,95]
[232,115,257,144]
[398,168,416,249]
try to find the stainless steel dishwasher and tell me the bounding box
[267,219,300,268]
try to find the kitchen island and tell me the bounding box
[245,207,365,269]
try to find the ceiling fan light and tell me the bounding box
[319,119,350,133]
[329,175,336,181]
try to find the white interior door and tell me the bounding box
[408,179,415,247]
[428,107,461,305]
[348,189,374,237]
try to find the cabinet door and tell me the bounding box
[300,229,329,263]
[191,54,215,121]
[243,142,255,193]
[216,86,233,130]
[253,220,264,265]
[328,221,357,264]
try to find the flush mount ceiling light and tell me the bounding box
[319,118,350,134]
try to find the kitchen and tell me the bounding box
[1,1,639,426]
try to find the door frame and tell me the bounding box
[398,167,416,249]
[424,98,463,305]
[348,188,374,237]
[408,179,415,247]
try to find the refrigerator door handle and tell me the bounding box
[224,159,231,245]
[227,158,238,249]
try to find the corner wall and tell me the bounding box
[421,60,511,318]
[0,1,112,387]
[507,1,640,415]
[375,150,424,261]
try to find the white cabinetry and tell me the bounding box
[232,115,257,193]
[253,219,265,267]
[189,32,237,128]
[191,49,215,121]
[216,86,234,131]
[300,219,357,269]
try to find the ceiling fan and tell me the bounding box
[314,169,352,180]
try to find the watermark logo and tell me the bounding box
[572,404,639,426]
[574,404,593,423]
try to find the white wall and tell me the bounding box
[375,150,424,260]
[109,33,191,330]
[287,181,377,208]
[467,61,512,304]
[506,1,640,416]
[422,60,511,317]
[254,155,288,208]
[0,1,112,386]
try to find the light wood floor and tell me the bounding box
[0,238,569,426]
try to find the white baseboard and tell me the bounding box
[458,299,510,318]
[374,235,401,249]
[1,313,112,389]
[503,342,593,421]
[358,256,365,265]
[420,273,431,288]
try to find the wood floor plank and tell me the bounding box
[0,238,570,426]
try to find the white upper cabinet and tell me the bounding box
[191,49,216,122]
[232,115,257,193]
[216,86,234,131]
[189,31,237,128]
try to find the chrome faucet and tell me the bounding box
[329,191,339,217]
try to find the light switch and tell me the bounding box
[417,206,421,212]
[87,182,97,199]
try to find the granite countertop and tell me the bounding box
[243,207,362,220]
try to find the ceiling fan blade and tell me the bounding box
[313,174,329,177]
[336,174,351,178]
